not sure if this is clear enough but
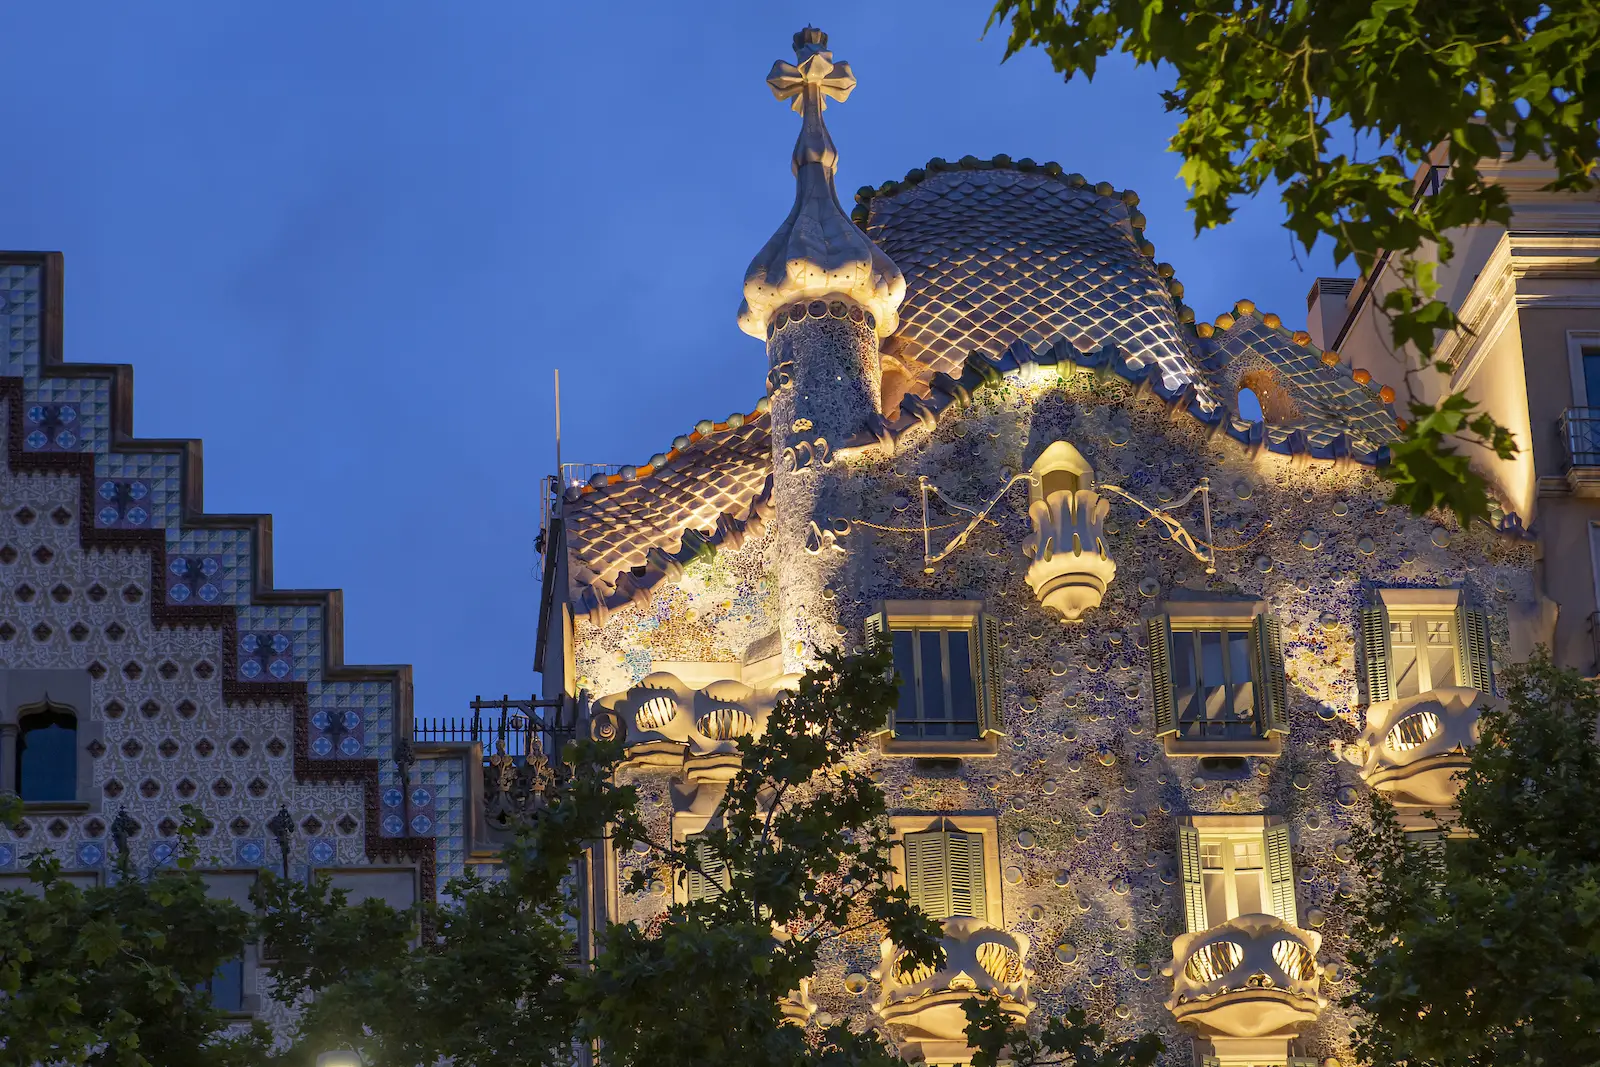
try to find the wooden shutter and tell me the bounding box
[977,614,1004,736]
[1360,604,1393,703]
[1148,615,1177,738]
[1253,614,1289,737]
[865,611,893,734]
[1455,605,1492,693]
[685,835,726,903]
[1265,823,1297,923]
[1406,829,1447,891]
[1178,825,1207,933]
[946,830,987,920]
[904,831,950,919]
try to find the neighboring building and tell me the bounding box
[1320,147,1600,675]
[535,29,1565,1067]
[0,252,468,1027]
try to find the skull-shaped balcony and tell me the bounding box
[1021,442,1116,622]
[1164,915,1327,1041]
[588,671,795,774]
[873,918,1035,1062]
[1359,687,1494,809]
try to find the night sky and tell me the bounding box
[0,3,1337,716]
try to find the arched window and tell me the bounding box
[17,704,76,803]
[1237,387,1264,423]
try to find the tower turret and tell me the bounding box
[740,28,905,666]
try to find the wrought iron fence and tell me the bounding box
[1560,408,1600,468]
[413,694,576,767]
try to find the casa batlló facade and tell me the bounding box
[537,29,1555,1067]
[2,24,1589,1065]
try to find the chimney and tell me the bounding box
[1306,277,1356,351]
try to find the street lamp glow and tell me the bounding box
[316,1053,363,1067]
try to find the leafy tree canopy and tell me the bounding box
[987,0,1600,523]
[1347,650,1600,1066]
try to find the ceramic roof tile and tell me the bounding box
[564,415,773,588]
[867,170,1208,401]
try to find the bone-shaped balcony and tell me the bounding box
[1359,687,1494,809]
[1163,914,1328,1040]
[873,918,1035,1060]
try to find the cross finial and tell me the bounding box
[764,26,856,174]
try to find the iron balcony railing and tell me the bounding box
[1560,408,1600,468]
[413,694,578,768]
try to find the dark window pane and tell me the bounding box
[919,629,947,727]
[891,629,918,726]
[946,629,980,738]
[1199,632,1226,685]
[18,711,76,803]
[1585,350,1600,408]
[1172,631,1199,729]
[207,957,244,1012]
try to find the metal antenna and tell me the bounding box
[554,368,563,486]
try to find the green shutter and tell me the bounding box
[1178,825,1207,932]
[947,830,987,920]
[685,834,726,903]
[1287,1057,1318,1067]
[1455,606,1492,693]
[1406,829,1447,891]
[1253,614,1289,737]
[1360,604,1393,703]
[866,612,892,734]
[1148,615,1177,738]
[1265,823,1297,923]
[977,614,1004,736]
[905,831,951,919]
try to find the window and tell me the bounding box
[17,704,76,803]
[1360,590,1490,703]
[1149,605,1286,756]
[903,830,987,921]
[683,832,729,903]
[866,602,1002,755]
[200,957,245,1013]
[1179,820,1296,932]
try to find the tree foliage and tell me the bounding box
[1346,650,1600,1066]
[0,802,270,1067]
[986,0,1600,523]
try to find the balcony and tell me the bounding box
[1358,687,1494,810]
[873,918,1035,1063]
[1164,915,1327,1041]
[1559,408,1600,496]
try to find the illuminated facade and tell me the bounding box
[534,28,1596,1067]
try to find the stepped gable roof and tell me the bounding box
[0,252,435,899]
[859,156,1211,405]
[563,411,773,611]
[1196,300,1402,462]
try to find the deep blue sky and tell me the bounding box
[0,3,1337,718]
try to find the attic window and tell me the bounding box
[1236,387,1264,423]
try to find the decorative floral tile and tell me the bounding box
[22,402,82,452]
[93,478,154,530]
[309,706,365,758]
[235,839,266,866]
[167,555,223,605]
[239,631,293,681]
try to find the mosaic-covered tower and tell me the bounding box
[739,27,906,667]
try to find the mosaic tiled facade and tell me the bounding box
[539,29,1564,1067]
[0,253,464,1022]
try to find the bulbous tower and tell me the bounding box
[739,28,905,667]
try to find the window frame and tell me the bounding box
[671,812,732,907]
[1360,588,1492,703]
[888,813,1003,927]
[1149,601,1286,757]
[868,601,1003,758]
[1178,815,1297,932]
[0,670,101,813]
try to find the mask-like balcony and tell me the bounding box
[1359,687,1494,809]
[1561,408,1600,497]
[873,918,1035,1061]
[1163,915,1327,1040]
[589,672,795,766]
[1021,441,1116,622]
